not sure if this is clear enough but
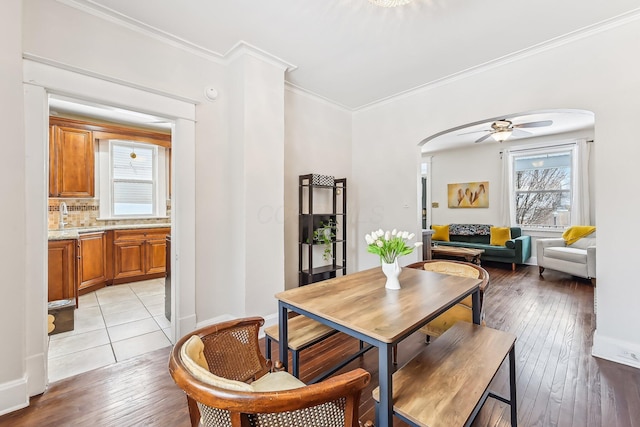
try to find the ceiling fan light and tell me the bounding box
[368,0,413,7]
[491,129,513,142]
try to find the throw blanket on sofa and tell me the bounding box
[562,226,596,246]
[449,224,492,236]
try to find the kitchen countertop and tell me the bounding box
[48,223,171,240]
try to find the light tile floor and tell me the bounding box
[48,278,173,382]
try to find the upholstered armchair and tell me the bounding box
[537,232,596,284]
[169,317,370,427]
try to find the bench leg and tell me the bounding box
[509,346,518,427]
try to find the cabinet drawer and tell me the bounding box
[113,228,170,242]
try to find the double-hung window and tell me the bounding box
[112,141,155,216]
[510,145,575,229]
[99,139,168,219]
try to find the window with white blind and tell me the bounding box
[98,140,167,219]
[112,142,155,215]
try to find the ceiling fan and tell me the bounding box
[462,119,553,143]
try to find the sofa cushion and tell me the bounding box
[432,225,450,241]
[569,233,596,250]
[490,227,511,246]
[544,247,587,264]
[449,224,491,236]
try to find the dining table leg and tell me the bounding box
[377,342,394,427]
[472,288,481,325]
[277,302,289,372]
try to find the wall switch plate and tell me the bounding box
[432,202,439,208]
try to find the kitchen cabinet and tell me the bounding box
[48,239,77,306]
[113,228,170,283]
[49,124,95,198]
[77,232,108,294]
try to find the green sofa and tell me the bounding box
[432,224,531,270]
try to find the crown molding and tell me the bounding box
[57,0,297,73]
[56,1,640,113]
[285,82,353,113]
[224,41,297,73]
[57,0,227,64]
[355,7,640,112]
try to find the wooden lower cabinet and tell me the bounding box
[113,228,170,283]
[48,239,77,305]
[77,232,108,294]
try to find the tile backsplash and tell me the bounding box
[48,199,171,229]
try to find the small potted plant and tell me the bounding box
[313,219,337,261]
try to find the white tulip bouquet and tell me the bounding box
[365,229,423,264]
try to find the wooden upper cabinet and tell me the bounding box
[49,125,95,198]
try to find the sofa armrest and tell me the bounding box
[537,238,566,249]
[587,245,596,278]
[536,238,565,268]
[504,235,531,264]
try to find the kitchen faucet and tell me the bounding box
[59,202,68,229]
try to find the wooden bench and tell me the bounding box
[372,322,517,427]
[264,315,338,378]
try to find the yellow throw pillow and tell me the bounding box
[490,227,511,246]
[432,225,450,242]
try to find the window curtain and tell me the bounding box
[499,148,514,226]
[572,138,591,225]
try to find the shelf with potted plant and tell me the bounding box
[298,174,347,286]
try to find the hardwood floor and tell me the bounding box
[2,263,639,426]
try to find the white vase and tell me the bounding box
[382,258,402,290]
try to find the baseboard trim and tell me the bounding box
[178,313,197,338]
[26,352,47,397]
[195,314,235,330]
[592,329,640,369]
[0,376,29,417]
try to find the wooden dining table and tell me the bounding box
[275,265,482,427]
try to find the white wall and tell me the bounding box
[0,0,28,415]
[0,0,294,414]
[353,15,640,367]
[284,89,353,289]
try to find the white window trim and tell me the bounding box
[506,140,582,231]
[98,139,168,220]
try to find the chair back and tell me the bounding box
[169,317,370,427]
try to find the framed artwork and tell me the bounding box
[448,181,489,208]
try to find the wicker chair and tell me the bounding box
[169,317,371,427]
[406,260,489,342]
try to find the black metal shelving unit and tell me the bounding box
[298,174,347,286]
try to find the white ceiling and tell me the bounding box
[71,0,640,110]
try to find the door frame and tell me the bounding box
[23,59,197,395]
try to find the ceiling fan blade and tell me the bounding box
[514,120,553,129]
[511,128,532,137]
[459,129,489,136]
[475,133,492,143]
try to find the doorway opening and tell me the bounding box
[46,96,174,381]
